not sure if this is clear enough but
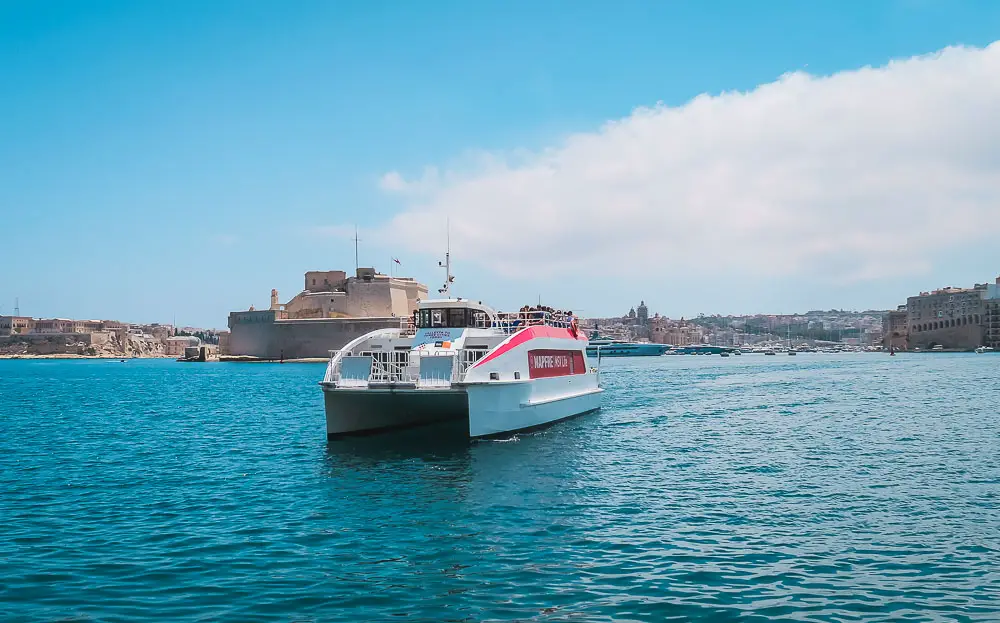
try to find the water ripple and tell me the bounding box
[2,355,999,621]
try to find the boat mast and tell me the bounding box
[438,220,453,296]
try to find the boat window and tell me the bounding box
[472,311,488,328]
[448,308,467,328]
[431,309,445,327]
[417,307,488,328]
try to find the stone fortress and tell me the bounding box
[901,277,1000,350]
[224,268,429,360]
[278,268,424,319]
[880,275,1000,351]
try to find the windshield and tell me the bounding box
[416,308,485,328]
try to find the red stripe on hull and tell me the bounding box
[473,325,586,368]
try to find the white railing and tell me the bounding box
[324,347,490,387]
[365,350,414,383]
[493,311,574,335]
[457,348,489,377]
[323,351,342,384]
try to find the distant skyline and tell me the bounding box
[2,1,999,327]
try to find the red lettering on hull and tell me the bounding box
[527,349,586,379]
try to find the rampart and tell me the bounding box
[227,268,428,359]
[226,316,404,359]
[908,323,985,351]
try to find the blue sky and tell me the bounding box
[2,1,999,327]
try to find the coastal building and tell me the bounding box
[0,313,228,358]
[882,306,909,350]
[32,318,68,334]
[584,301,659,342]
[73,320,104,334]
[985,278,1000,350]
[226,268,429,360]
[164,335,201,357]
[218,331,231,356]
[2,317,127,336]
[144,324,173,342]
[906,282,990,350]
[0,316,35,336]
[650,316,704,346]
[621,301,651,340]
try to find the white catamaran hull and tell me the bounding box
[321,315,602,439]
[323,379,602,438]
[323,388,467,436]
[466,379,602,438]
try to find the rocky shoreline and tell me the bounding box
[0,332,170,359]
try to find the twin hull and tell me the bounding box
[322,325,602,438]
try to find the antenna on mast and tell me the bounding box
[437,219,453,296]
[14,298,19,317]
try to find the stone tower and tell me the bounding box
[637,300,649,326]
[270,289,280,310]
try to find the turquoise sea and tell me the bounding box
[2,354,998,622]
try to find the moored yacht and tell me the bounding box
[585,336,670,357]
[319,257,601,438]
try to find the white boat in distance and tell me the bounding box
[320,255,602,438]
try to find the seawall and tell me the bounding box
[908,323,985,351]
[227,316,403,360]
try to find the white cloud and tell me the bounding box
[378,167,442,195]
[378,171,409,192]
[375,42,1000,287]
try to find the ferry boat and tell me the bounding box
[319,256,601,439]
[586,336,670,357]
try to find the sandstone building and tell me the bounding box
[905,280,993,350]
[881,306,909,350]
[226,268,429,360]
[986,281,1000,350]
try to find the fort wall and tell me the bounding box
[282,274,425,320]
[227,268,429,359]
[908,323,984,350]
[226,316,404,359]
